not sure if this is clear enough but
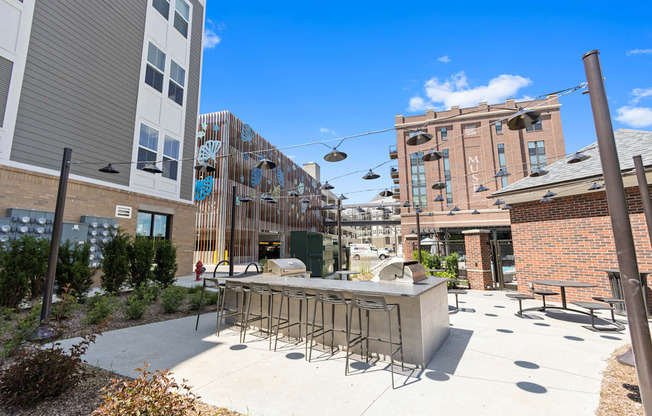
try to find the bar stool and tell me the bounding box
[195,277,224,331]
[215,281,249,340]
[242,283,281,349]
[346,294,404,389]
[274,286,315,359]
[308,290,356,363]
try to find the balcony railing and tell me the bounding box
[390,165,399,179]
[389,145,398,160]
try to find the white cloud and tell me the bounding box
[319,127,337,136]
[627,49,652,56]
[615,106,652,128]
[408,71,532,112]
[203,28,221,49]
[437,55,451,63]
[632,87,652,104]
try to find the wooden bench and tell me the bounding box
[507,293,535,317]
[571,301,625,332]
[448,289,467,314]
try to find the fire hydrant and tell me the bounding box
[195,260,205,281]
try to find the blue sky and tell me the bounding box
[199,1,652,204]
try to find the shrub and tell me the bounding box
[0,303,41,357]
[188,292,204,310]
[186,285,202,295]
[86,294,116,325]
[0,236,50,308]
[100,231,131,293]
[445,252,459,278]
[93,363,197,416]
[123,296,147,320]
[133,281,160,304]
[56,241,94,299]
[128,237,155,288]
[153,240,178,288]
[160,286,186,313]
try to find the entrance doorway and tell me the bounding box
[259,232,282,261]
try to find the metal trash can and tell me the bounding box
[602,268,650,317]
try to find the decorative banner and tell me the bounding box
[293,178,298,185]
[251,167,262,187]
[240,175,245,183]
[244,153,249,160]
[197,131,205,138]
[297,182,305,194]
[272,186,281,200]
[300,203,307,213]
[276,168,285,187]
[230,147,237,160]
[236,196,241,206]
[197,140,222,162]
[241,124,254,142]
[194,176,214,201]
[201,122,208,130]
[213,123,220,131]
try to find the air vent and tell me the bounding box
[115,205,132,219]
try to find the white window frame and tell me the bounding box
[145,42,166,92]
[173,0,190,38]
[168,60,186,106]
[137,123,159,170]
[162,135,180,181]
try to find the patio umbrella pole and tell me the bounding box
[583,49,652,415]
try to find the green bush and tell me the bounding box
[0,236,50,308]
[444,252,459,278]
[188,292,203,310]
[0,303,41,358]
[100,232,131,293]
[160,286,186,313]
[133,282,160,304]
[206,291,220,305]
[153,240,178,288]
[128,237,155,288]
[56,241,94,299]
[413,250,442,274]
[186,285,202,295]
[123,296,147,320]
[85,294,116,325]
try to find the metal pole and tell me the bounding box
[229,185,236,276]
[634,155,652,246]
[583,49,652,415]
[39,147,72,328]
[416,210,422,263]
[337,198,342,271]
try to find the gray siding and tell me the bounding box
[179,0,204,201]
[0,56,12,128]
[12,0,147,186]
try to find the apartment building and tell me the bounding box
[0,0,205,272]
[393,97,565,259]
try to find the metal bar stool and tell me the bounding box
[215,281,249,340]
[195,277,224,331]
[273,286,315,359]
[346,294,404,389]
[308,290,356,364]
[242,283,281,349]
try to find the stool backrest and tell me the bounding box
[283,286,308,299]
[225,281,245,292]
[351,293,388,311]
[250,283,273,295]
[316,290,347,305]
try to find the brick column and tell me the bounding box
[403,235,417,261]
[462,229,493,290]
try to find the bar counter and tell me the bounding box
[216,273,451,367]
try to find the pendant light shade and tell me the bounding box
[357,206,366,213]
[287,190,299,197]
[255,156,276,170]
[362,169,380,180]
[493,199,505,206]
[422,150,444,162]
[588,182,604,191]
[568,152,590,164]
[451,206,461,212]
[99,164,119,174]
[530,168,549,177]
[543,190,557,198]
[447,211,455,216]
[432,181,447,190]
[502,204,512,210]
[142,163,163,174]
[379,189,394,197]
[494,168,510,178]
[406,130,433,146]
[401,201,410,207]
[375,205,385,211]
[475,184,489,192]
[300,197,310,204]
[322,181,334,190]
[507,108,541,131]
[339,194,348,200]
[415,207,424,213]
[540,197,553,203]
[240,196,253,203]
[194,161,216,173]
[434,195,444,202]
[324,148,347,162]
[266,198,277,204]
[472,209,480,215]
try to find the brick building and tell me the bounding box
[393,97,565,261]
[492,129,652,309]
[0,0,205,273]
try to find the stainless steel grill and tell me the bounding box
[264,258,308,277]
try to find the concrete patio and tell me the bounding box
[58,288,632,416]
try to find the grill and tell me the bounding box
[264,258,308,277]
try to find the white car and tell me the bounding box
[350,244,391,260]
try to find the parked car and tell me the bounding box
[349,244,391,260]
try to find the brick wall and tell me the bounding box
[0,165,196,275]
[510,186,652,309]
[463,230,493,289]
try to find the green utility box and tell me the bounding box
[290,231,334,277]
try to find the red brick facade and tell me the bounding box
[510,186,652,310]
[463,230,493,289]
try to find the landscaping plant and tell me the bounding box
[128,237,155,288]
[93,363,197,416]
[160,286,186,313]
[133,281,160,304]
[56,241,94,299]
[0,235,50,308]
[153,239,178,287]
[123,296,147,320]
[0,303,41,357]
[100,231,131,293]
[445,252,459,278]
[86,293,116,325]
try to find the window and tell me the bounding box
[145,43,165,92]
[528,141,547,172]
[495,121,503,134]
[443,149,453,205]
[497,144,508,188]
[0,57,13,128]
[152,0,170,19]
[173,0,190,37]
[410,152,427,208]
[440,127,447,140]
[526,120,543,132]
[162,136,180,180]
[463,124,477,136]
[137,211,171,239]
[168,60,185,105]
[137,124,159,170]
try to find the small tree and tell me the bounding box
[444,252,459,278]
[128,237,155,288]
[153,240,178,288]
[100,231,131,293]
[0,235,50,308]
[56,241,94,299]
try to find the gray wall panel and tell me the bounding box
[0,57,12,128]
[12,0,148,186]
[179,0,204,201]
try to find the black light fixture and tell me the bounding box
[322,181,334,190]
[507,108,541,131]
[475,184,489,192]
[415,207,424,213]
[401,201,410,207]
[540,196,553,203]
[406,130,433,146]
[502,204,512,210]
[339,194,348,200]
[434,195,444,202]
[194,161,216,173]
[568,151,591,164]
[300,197,310,204]
[287,190,299,197]
[447,211,455,216]
[324,148,347,162]
[589,182,604,191]
[99,164,119,174]
[494,168,510,178]
[529,168,549,177]
[266,198,277,204]
[240,196,253,203]
[357,206,365,213]
[379,189,394,197]
[362,169,380,180]
[142,163,163,174]
[432,181,446,190]
[493,199,505,206]
[255,156,276,169]
[422,149,444,162]
[262,194,274,201]
[451,206,461,212]
[472,209,480,215]
[543,190,557,198]
[376,205,385,211]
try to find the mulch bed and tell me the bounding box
[597,344,644,416]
